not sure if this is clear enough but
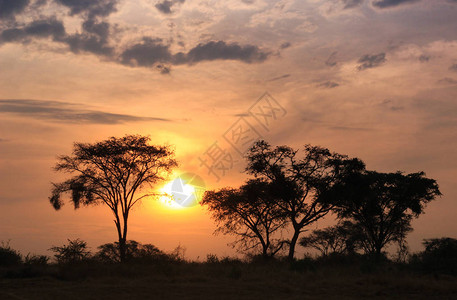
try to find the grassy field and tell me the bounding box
[1,260,457,299]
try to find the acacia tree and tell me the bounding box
[245,140,364,260]
[49,135,177,262]
[330,171,441,258]
[202,179,287,258]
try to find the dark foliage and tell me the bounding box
[244,140,365,259]
[49,135,177,262]
[49,239,91,264]
[202,179,287,258]
[300,221,361,256]
[329,171,441,257]
[411,237,457,275]
[0,242,22,267]
[95,240,170,263]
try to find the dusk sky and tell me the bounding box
[1,0,457,259]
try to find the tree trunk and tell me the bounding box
[119,213,129,263]
[374,245,383,261]
[288,229,300,261]
[119,237,126,263]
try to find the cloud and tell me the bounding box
[0,0,29,19]
[65,33,114,56]
[0,18,65,44]
[372,0,420,9]
[0,99,172,124]
[267,74,291,82]
[49,1,118,56]
[380,99,404,111]
[342,0,364,9]
[121,38,270,69]
[419,55,430,62]
[317,81,340,88]
[325,51,338,67]
[330,126,373,131]
[280,42,291,49]
[184,40,270,64]
[357,53,386,70]
[438,77,457,85]
[54,0,119,19]
[0,17,113,56]
[155,0,185,15]
[120,37,172,67]
[449,64,457,71]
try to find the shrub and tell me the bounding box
[24,254,50,266]
[0,241,22,267]
[206,254,219,263]
[413,237,457,275]
[49,239,91,264]
[96,240,170,263]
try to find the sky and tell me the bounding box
[1,0,457,259]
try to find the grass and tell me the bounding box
[1,260,457,299]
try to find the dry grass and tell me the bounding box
[1,261,456,299]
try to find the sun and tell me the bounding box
[159,172,206,209]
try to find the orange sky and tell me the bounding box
[1,0,457,259]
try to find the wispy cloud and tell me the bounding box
[342,0,364,9]
[267,74,291,82]
[437,77,457,85]
[372,0,421,9]
[330,126,374,131]
[317,81,340,88]
[357,53,386,70]
[0,99,172,124]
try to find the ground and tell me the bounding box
[1,261,457,299]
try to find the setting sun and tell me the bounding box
[159,172,206,209]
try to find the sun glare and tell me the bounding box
[159,173,206,209]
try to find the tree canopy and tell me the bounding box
[202,179,287,258]
[244,140,365,259]
[49,135,177,262]
[329,170,441,257]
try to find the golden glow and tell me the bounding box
[158,172,206,210]
[159,180,193,209]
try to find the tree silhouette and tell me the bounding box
[202,179,287,258]
[49,135,177,262]
[96,240,167,263]
[299,221,361,257]
[49,239,91,264]
[245,140,364,260]
[329,171,441,258]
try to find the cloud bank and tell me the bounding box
[0,99,172,124]
[0,0,272,73]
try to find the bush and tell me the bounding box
[96,240,170,263]
[0,241,22,267]
[290,256,316,273]
[206,254,219,263]
[412,237,457,275]
[49,239,91,264]
[24,254,50,266]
